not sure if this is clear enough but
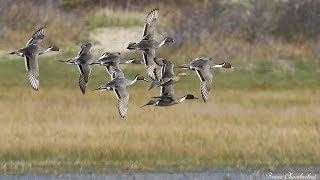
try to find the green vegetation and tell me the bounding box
[1,52,319,91]
[0,53,319,173]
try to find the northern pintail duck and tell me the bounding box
[142,84,198,107]
[95,74,148,118]
[127,8,174,81]
[91,52,142,78]
[59,42,96,94]
[178,57,234,102]
[149,58,188,90]
[127,8,174,51]
[10,26,63,90]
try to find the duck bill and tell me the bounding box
[9,51,23,56]
[140,102,153,108]
[93,87,105,91]
[58,60,75,65]
[140,104,149,108]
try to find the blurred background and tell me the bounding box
[1,0,320,61]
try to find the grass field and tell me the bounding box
[0,52,320,173]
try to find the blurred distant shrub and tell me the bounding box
[61,0,204,9]
[1,0,319,59]
[170,0,320,43]
[163,0,320,59]
[58,0,320,45]
[88,9,144,29]
[274,0,320,42]
[0,0,87,49]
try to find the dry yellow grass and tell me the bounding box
[0,86,319,172]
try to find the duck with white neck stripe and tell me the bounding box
[9,26,63,91]
[59,42,97,94]
[95,74,148,118]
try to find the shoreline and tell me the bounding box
[1,166,320,175]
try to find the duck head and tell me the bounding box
[50,46,63,52]
[185,94,198,99]
[164,37,175,43]
[222,62,234,68]
[135,74,149,82]
[127,42,137,50]
[81,42,92,49]
[212,62,234,69]
[159,37,175,48]
[41,45,63,55]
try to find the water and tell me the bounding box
[0,172,258,180]
[0,167,319,180]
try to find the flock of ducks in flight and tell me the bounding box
[9,8,234,118]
